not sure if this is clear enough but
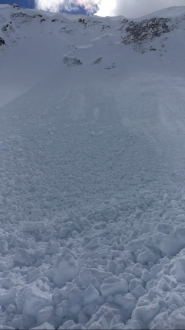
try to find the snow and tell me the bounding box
[32,322,55,330]
[100,279,128,297]
[23,286,53,317]
[1,3,185,329]
[53,255,80,288]
[83,285,100,305]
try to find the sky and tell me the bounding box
[2,0,185,17]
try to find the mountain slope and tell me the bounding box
[1,4,185,330]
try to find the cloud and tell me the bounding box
[35,0,185,17]
[35,0,100,13]
[95,0,116,17]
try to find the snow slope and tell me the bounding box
[1,4,185,329]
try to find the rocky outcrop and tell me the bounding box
[0,37,5,46]
[122,17,172,45]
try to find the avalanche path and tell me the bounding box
[1,4,185,330]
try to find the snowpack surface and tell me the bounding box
[1,4,185,329]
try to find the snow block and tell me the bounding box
[141,269,152,283]
[0,288,17,306]
[85,303,122,329]
[137,249,158,265]
[165,306,185,329]
[21,221,46,232]
[71,324,85,329]
[101,207,118,222]
[84,237,100,250]
[45,240,60,255]
[37,306,54,325]
[68,287,82,314]
[11,314,35,329]
[100,279,128,297]
[14,247,36,266]
[132,303,159,327]
[23,286,53,318]
[154,233,183,256]
[131,285,147,300]
[129,278,144,291]
[79,268,111,286]
[83,285,100,306]
[31,322,55,329]
[53,254,79,288]
[114,293,137,312]
[176,259,185,282]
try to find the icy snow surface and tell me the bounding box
[1,4,185,329]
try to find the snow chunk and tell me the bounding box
[165,306,185,329]
[131,285,147,300]
[129,278,144,291]
[83,285,100,306]
[79,268,111,287]
[11,314,35,329]
[31,322,55,329]
[23,286,53,318]
[168,292,185,308]
[154,233,183,256]
[44,268,56,282]
[70,324,85,329]
[85,303,122,329]
[14,247,36,266]
[68,287,82,314]
[0,261,7,272]
[62,320,75,329]
[78,311,89,325]
[176,259,185,282]
[53,254,79,288]
[150,311,169,330]
[0,288,17,306]
[114,293,137,312]
[132,303,159,327]
[21,221,46,232]
[45,240,60,255]
[37,306,54,325]
[72,217,84,232]
[84,237,100,250]
[101,207,118,221]
[141,269,152,283]
[7,304,16,313]
[176,214,185,223]
[100,279,128,297]
[137,249,158,265]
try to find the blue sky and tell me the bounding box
[2,0,89,15]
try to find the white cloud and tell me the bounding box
[35,0,101,13]
[35,0,185,17]
[95,0,116,16]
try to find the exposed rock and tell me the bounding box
[0,37,5,46]
[122,18,172,45]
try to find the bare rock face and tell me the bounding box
[0,37,5,46]
[63,56,82,67]
[13,4,20,9]
[122,17,171,45]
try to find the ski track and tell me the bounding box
[0,5,185,330]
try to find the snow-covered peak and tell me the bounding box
[134,5,185,20]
